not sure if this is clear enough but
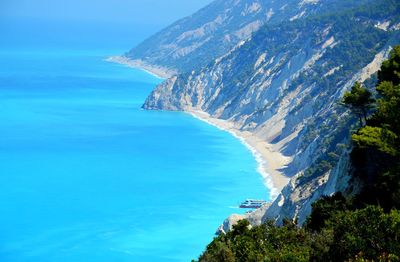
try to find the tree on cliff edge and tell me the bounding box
[342,82,375,127]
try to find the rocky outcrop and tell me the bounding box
[216,204,270,234]
[263,149,355,225]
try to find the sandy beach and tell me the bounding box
[106,56,175,79]
[188,110,290,200]
[108,56,290,200]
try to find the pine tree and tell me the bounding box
[342,82,375,126]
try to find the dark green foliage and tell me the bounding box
[197,207,400,262]
[327,206,400,261]
[352,126,397,156]
[342,82,375,126]
[197,47,400,262]
[350,46,400,210]
[199,220,312,262]
[378,45,400,86]
[305,193,349,231]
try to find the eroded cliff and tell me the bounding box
[142,0,400,224]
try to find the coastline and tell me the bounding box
[106,56,175,79]
[109,56,290,200]
[188,110,290,200]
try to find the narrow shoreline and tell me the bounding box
[188,110,290,200]
[106,56,174,79]
[108,56,290,200]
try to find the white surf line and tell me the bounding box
[188,111,279,200]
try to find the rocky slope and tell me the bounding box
[126,0,374,74]
[142,0,400,224]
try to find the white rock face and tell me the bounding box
[217,204,270,234]
[142,1,400,227]
[127,0,347,73]
[358,48,392,83]
[241,2,262,16]
[375,21,391,31]
[262,150,354,225]
[290,11,306,21]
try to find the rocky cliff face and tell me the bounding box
[142,0,400,224]
[126,0,374,73]
[264,149,355,225]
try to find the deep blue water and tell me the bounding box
[0,49,269,261]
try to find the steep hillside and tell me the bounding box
[126,0,374,74]
[196,47,400,262]
[143,0,400,223]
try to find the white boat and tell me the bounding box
[239,199,267,209]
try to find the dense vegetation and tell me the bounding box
[195,47,400,262]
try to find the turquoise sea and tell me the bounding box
[0,44,269,261]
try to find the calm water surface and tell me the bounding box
[0,49,269,261]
